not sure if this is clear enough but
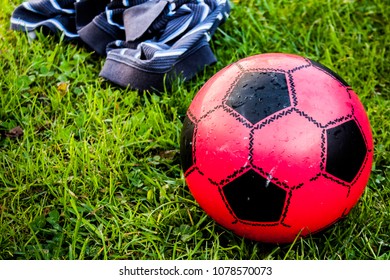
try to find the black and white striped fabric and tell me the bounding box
[10,0,231,91]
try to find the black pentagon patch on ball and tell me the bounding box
[326,120,367,182]
[180,116,195,173]
[222,169,287,222]
[226,72,291,124]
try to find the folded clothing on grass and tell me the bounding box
[11,0,231,91]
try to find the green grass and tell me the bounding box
[0,0,389,260]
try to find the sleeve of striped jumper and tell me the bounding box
[100,0,231,91]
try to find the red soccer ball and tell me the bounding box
[180,53,374,243]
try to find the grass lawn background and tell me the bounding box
[0,0,389,259]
